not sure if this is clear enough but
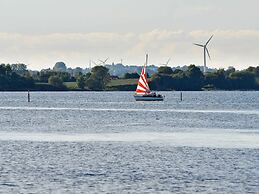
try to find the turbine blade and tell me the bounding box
[194,43,204,47]
[104,57,109,63]
[92,61,98,65]
[206,47,211,60]
[166,58,171,65]
[206,35,214,46]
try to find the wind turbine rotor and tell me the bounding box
[104,57,109,63]
[205,47,211,60]
[165,58,171,66]
[194,43,204,47]
[99,57,109,65]
[92,60,98,66]
[205,35,214,46]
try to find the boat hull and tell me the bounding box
[134,95,164,101]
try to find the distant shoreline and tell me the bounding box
[1,64,259,91]
[1,89,259,92]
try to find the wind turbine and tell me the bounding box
[99,57,109,65]
[194,35,213,73]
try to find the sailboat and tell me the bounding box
[134,54,164,101]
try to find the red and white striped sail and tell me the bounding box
[135,65,150,95]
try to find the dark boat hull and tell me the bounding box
[134,95,164,101]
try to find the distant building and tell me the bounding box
[105,63,158,77]
[53,62,67,72]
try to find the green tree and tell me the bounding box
[172,69,184,75]
[205,69,229,89]
[57,72,72,82]
[152,65,205,91]
[0,64,34,90]
[229,71,257,89]
[246,66,259,77]
[157,66,173,75]
[76,75,86,89]
[185,65,204,90]
[225,66,236,76]
[124,72,139,79]
[48,75,64,88]
[39,69,55,83]
[85,76,103,90]
[150,73,173,90]
[86,66,110,90]
[11,63,28,76]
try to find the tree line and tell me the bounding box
[0,63,110,91]
[150,65,259,90]
[0,63,259,91]
[0,64,34,90]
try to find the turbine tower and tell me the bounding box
[89,60,92,70]
[194,35,213,73]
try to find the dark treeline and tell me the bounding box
[0,64,34,90]
[1,62,259,91]
[76,66,110,90]
[150,65,259,91]
[0,63,110,91]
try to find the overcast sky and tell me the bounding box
[0,0,259,70]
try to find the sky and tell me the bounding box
[0,0,259,70]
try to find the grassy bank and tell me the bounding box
[106,79,137,91]
[62,79,138,91]
[107,79,137,87]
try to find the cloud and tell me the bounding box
[0,30,259,70]
[190,30,259,39]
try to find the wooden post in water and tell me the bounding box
[28,90,30,102]
[180,92,183,101]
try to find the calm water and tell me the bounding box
[0,91,259,193]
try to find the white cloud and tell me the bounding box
[0,30,259,70]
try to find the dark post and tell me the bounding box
[28,90,30,102]
[180,92,182,101]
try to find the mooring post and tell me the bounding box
[180,92,182,101]
[28,90,30,102]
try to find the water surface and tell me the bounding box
[0,91,258,193]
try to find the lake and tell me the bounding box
[0,91,259,193]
